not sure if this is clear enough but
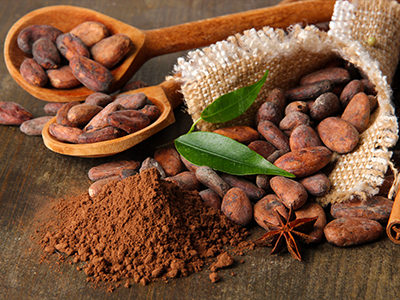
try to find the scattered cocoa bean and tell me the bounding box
[139,158,166,179]
[221,187,253,226]
[20,58,48,87]
[20,116,52,135]
[48,123,83,143]
[247,140,276,160]
[220,173,266,202]
[69,21,110,47]
[140,105,161,122]
[88,160,141,181]
[17,24,63,54]
[84,102,122,132]
[255,174,270,190]
[198,189,221,210]
[84,92,113,107]
[279,111,310,135]
[295,201,327,243]
[195,166,230,198]
[285,80,332,102]
[284,101,308,115]
[46,65,81,89]
[299,172,331,197]
[257,120,290,151]
[56,101,80,126]
[213,126,260,145]
[180,155,199,173]
[341,92,370,133]
[165,171,201,191]
[56,33,90,61]
[154,147,183,177]
[114,92,148,110]
[361,78,376,96]
[67,104,102,127]
[255,101,282,126]
[0,101,33,125]
[88,176,120,197]
[300,67,351,86]
[120,80,149,92]
[107,110,150,134]
[266,149,288,163]
[309,92,341,121]
[77,126,125,143]
[270,176,308,210]
[44,102,65,115]
[32,38,61,69]
[119,168,138,180]
[289,125,322,151]
[253,194,288,229]
[368,95,377,112]
[339,79,364,108]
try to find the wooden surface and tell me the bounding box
[1,1,400,299]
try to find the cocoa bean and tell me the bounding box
[256,174,270,190]
[257,120,290,151]
[154,147,183,177]
[255,101,282,126]
[309,92,340,121]
[107,110,151,134]
[213,126,260,145]
[274,146,332,178]
[324,217,383,247]
[140,105,161,122]
[198,189,221,210]
[56,33,90,61]
[266,88,286,113]
[20,116,52,135]
[88,160,141,181]
[368,95,377,112]
[295,202,327,243]
[266,149,288,163]
[70,21,110,47]
[285,80,332,102]
[284,101,308,115]
[0,101,33,125]
[299,172,331,197]
[120,80,149,92]
[279,111,310,135]
[20,58,48,87]
[289,125,323,151]
[317,117,359,154]
[69,55,114,93]
[77,126,125,143]
[341,92,370,133]
[270,176,308,210]
[361,78,377,96]
[56,101,80,126]
[221,187,253,226]
[85,92,113,107]
[84,102,122,132]
[90,33,134,69]
[46,65,81,89]
[300,67,351,86]
[67,104,103,127]
[32,38,61,69]
[253,194,288,229]
[139,157,166,179]
[330,196,393,222]
[165,171,201,191]
[195,166,230,198]
[44,102,65,115]
[339,79,364,108]
[247,140,276,160]
[114,92,148,110]
[220,173,266,202]
[17,24,63,54]
[88,176,120,197]
[180,155,199,173]
[119,169,138,180]
[48,123,83,143]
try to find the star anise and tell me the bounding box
[254,206,318,261]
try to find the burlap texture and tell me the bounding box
[172,0,400,206]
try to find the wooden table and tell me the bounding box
[1,0,399,299]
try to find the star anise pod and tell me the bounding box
[254,206,318,261]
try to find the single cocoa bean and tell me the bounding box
[114,92,148,110]
[198,189,221,210]
[257,120,290,151]
[284,101,308,115]
[255,101,282,126]
[0,101,33,125]
[69,55,114,93]
[253,194,288,229]
[195,166,230,198]
[285,80,332,102]
[265,88,286,113]
[154,147,183,177]
[90,33,134,69]
[324,217,383,247]
[17,24,63,54]
[88,176,120,197]
[107,110,151,134]
[20,116,52,135]
[32,38,61,69]
[266,149,288,163]
[221,187,253,226]
[299,172,331,197]
[248,140,276,160]
[339,79,364,108]
[309,92,341,121]
[361,79,376,96]
[341,92,370,133]
[295,202,327,243]
[368,95,377,112]
[20,58,48,87]
[120,80,149,92]
[119,169,138,180]
[46,65,81,89]
[84,102,122,132]
[139,157,166,179]
[44,102,65,116]
[85,92,113,107]
[300,67,351,86]
[88,160,141,181]
[213,126,260,145]
[140,105,161,122]
[56,33,90,61]
[270,176,308,210]
[274,146,332,178]
[289,125,323,151]
[220,173,266,202]
[69,21,110,47]
[67,104,103,127]
[180,155,199,173]
[56,101,80,126]
[256,174,270,190]
[317,117,359,154]
[48,123,83,143]
[77,126,125,143]
[165,171,201,191]
[279,111,310,135]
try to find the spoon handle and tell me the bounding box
[143,0,334,58]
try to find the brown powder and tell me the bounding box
[37,168,251,288]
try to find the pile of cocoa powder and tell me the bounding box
[37,168,252,290]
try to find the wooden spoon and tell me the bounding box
[41,79,182,158]
[4,1,335,102]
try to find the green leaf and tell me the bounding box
[201,70,269,124]
[175,131,294,177]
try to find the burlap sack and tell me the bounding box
[172,0,400,206]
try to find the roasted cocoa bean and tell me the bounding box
[361,78,376,96]
[324,217,383,247]
[84,102,122,132]
[295,202,327,243]
[165,171,201,191]
[56,101,80,126]
[85,92,113,107]
[289,125,323,151]
[339,79,364,108]
[0,101,33,125]
[221,187,253,226]
[317,117,359,154]
[48,123,83,143]
[300,67,351,86]
[253,194,288,229]
[120,80,149,92]
[88,160,141,181]
[270,176,308,210]
[69,21,110,47]
[107,110,151,134]
[274,146,332,178]
[44,102,65,115]
[299,172,331,197]
[90,33,134,69]
[255,101,282,126]
[20,116,52,135]
[265,88,286,113]
[20,58,48,87]
[266,149,288,163]
[213,126,260,145]
[119,169,138,180]
[195,166,230,198]
[368,95,377,112]
[330,196,393,222]
[46,65,81,89]
[32,38,61,69]
[284,101,308,115]
[88,176,120,197]
[341,92,370,133]
[140,105,161,122]
[285,80,332,102]
[69,55,114,93]
[256,174,270,190]
[114,92,148,110]
[220,173,266,202]
[180,155,199,173]
[309,92,340,121]
[248,140,276,160]
[56,33,90,61]
[17,24,63,54]
[279,111,310,135]
[67,104,103,127]
[139,157,166,179]
[77,126,125,143]
[257,120,290,151]
[198,189,221,210]
[154,147,183,177]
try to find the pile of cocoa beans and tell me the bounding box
[17,21,133,92]
[86,59,394,249]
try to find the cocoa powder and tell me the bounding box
[37,168,251,289]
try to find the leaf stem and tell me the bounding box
[188,118,202,134]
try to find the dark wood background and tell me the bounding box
[1,0,400,299]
